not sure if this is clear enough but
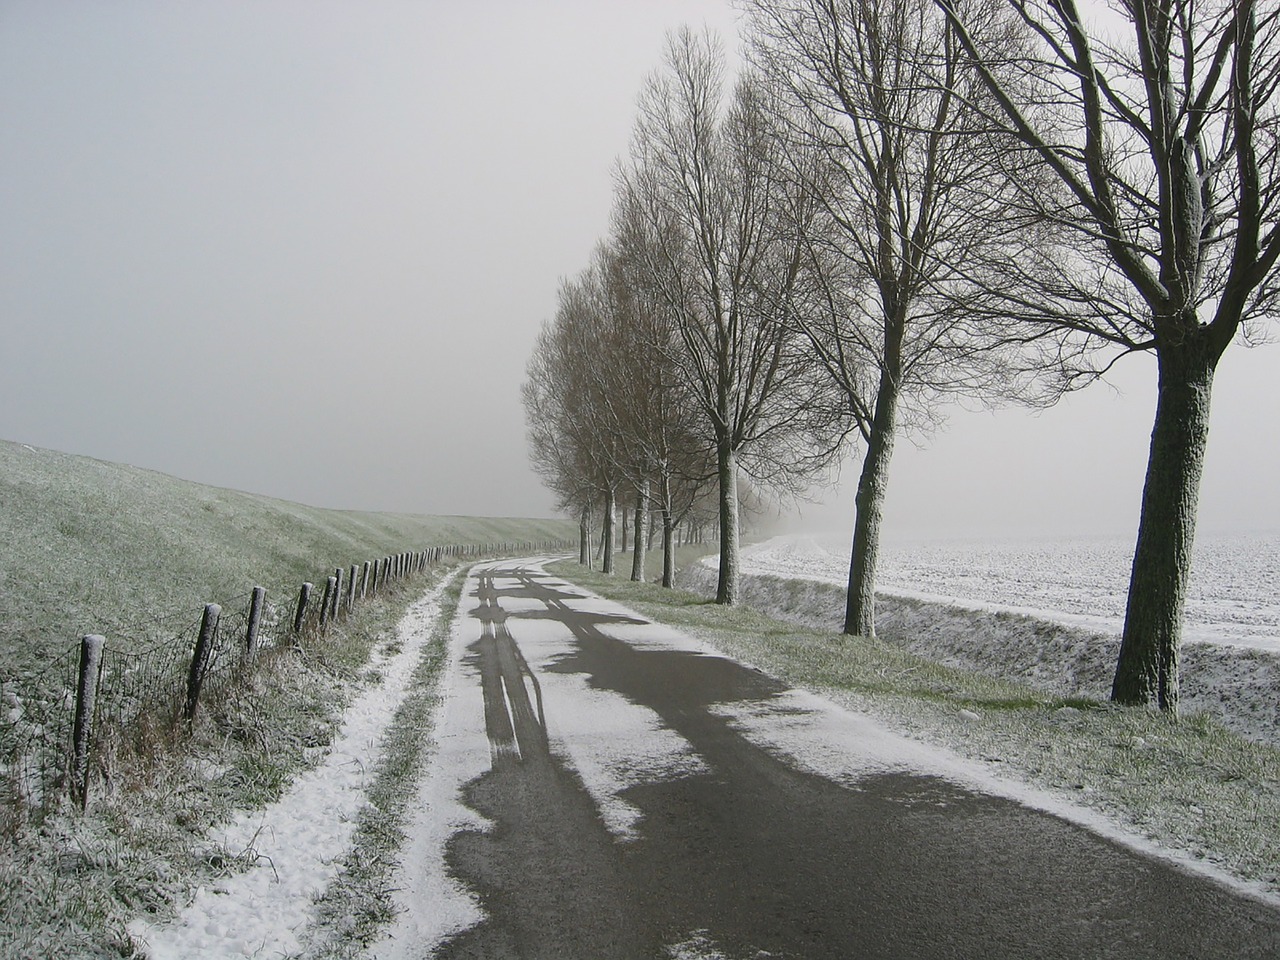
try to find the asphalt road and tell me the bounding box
[423,560,1280,959]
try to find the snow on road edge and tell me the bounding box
[128,578,452,960]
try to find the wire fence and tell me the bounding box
[0,539,572,824]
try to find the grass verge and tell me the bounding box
[551,560,1280,898]
[0,569,444,959]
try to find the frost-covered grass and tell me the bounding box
[588,539,718,586]
[301,572,464,959]
[0,437,573,683]
[0,571,437,959]
[553,560,1280,897]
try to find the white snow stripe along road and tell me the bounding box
[128,577,452,960]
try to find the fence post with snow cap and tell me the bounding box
[70,633,105,811]
[184,603,221,723]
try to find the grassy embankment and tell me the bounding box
[0,437,572,681]
[552,556,1280,901]
[0,438,570,957]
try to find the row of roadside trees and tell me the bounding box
[524,0,1280,716]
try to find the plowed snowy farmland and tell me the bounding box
[686,534,1280,747]
[742,533,1280,652]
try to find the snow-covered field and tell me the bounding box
[715,535,1280,746]
[745,532,1280,652]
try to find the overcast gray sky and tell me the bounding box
[1,1,1276,541]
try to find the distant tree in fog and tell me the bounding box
[618,28,849,605]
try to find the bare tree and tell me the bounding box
[527,234,717,586]
[937,0,1280,712]
[620,28,849,604]
[523,362,598,568]
[745,0,1059,637]
[524,269,631,575]
[611,193,720,587]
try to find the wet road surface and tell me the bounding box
[424,560,1280,959]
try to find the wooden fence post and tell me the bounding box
[294,582,313,634]
[320,576,336,628]
[245,586,266,662]
[184,603,221,722]
[331,568,343,620]
[348,564,358,611]
[361,560,370,599]
[70,634,105,811]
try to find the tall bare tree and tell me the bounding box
[745,0,1058,637]
[523,372,596,567]
[524,268,630,575]
[620,28,848,604]
[937,0,1280,712]
[599,232,716,586]
[526,236,716,586]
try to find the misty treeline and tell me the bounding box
[524,0,1280,715]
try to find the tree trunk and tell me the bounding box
[602,488,617,575]
[579,506,591,567]
[1112,335,1218,714]
[660,472,675,589]
[844,371,900,636]
[631,477,650,582]
[716,441,740,605]
[662,509,675,588]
